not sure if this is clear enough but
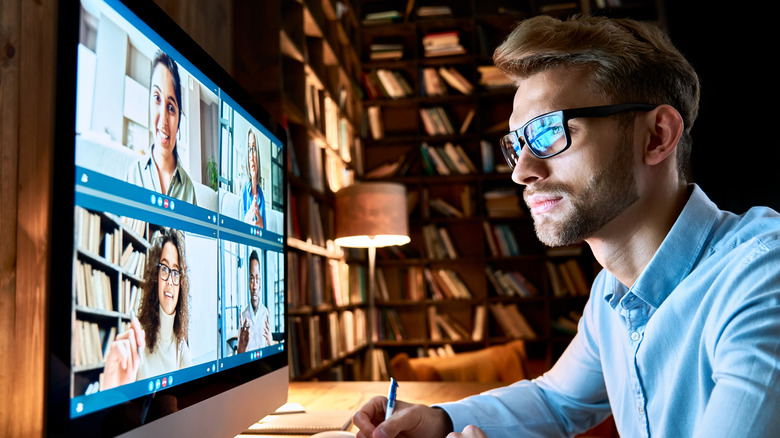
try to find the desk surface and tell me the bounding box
[237,381,502,438]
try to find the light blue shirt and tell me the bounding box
[439,185,780,437]
[241,181,266,226]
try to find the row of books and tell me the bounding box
[423,30,466,57]
[75,207,106,257]
[304,80,355,167]
[376,264,473,302]
[428,305,485,342]
[377,306,479,343]
[483,221,522,257]
[420,141,478,175]
[485,266,540,298]
[375,265,425,302]
[328,259,366,307]
[362,69,413,100]
[73,320,107,367]
[120,243,147,279]
[546,259,590,297]
[377,300,537,344]
[489,303,538,339]
[421,224,458,260]
[72,319,127,368]
[419,106,457,135]
[368,41,403,61]
[421,66,473,96]
[288,252,366,309]
[363,140,506,180]
[361,5,453,25]
[121,216,147,238]
[484,187,525,217]
[427,267,472,299]
[288,308,368,377]
[74,260,114,312]
[363,66,474,100]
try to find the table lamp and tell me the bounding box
[334,182,410,362]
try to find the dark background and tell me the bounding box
[665,3,779,213]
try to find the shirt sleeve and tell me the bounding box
[693,244,780,438]
[436,296,612,437]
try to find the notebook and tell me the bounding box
[245,409,354,435]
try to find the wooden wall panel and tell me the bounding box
[0,0,57,436]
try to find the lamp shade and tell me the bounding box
[334,182,410,248]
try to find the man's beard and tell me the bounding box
[526,129,638,247]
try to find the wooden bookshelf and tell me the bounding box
[232,0,370,381]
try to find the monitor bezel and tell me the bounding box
[47,1,289,436]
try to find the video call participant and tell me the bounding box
[237,250,272,353]
[241,129,266,227]
[103,228,193,389]
[353,15,780,438]
[127,50,198,206]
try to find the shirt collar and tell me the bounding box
[145,145,184,185]
[603,184,720,309]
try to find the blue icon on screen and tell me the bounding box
[151,194,156,205]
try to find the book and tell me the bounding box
[459,109,476,134]
[367,106,384,139]
[438,66,473,95]
[472,304,486,341]
[246,410,354,434]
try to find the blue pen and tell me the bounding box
[385,377,398,420]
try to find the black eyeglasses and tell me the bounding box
[158,263,181,286]
[499,103,656,169]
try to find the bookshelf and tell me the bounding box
[232,0,371,381]
[229,0,663,380]
[355,0,663,376]
[70,207,159,397]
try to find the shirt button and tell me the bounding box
[638,405,644,415]
[630,331,641,341]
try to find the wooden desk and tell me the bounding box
[237,381,502,437]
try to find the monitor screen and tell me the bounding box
[47,0,289,436]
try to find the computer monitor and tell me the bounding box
[47,0,289,436]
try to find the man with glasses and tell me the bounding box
[354,14,780,438]
[238,249,272,353]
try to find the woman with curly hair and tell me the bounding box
[102,227,192,389]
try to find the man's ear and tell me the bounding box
[642,104,684,166]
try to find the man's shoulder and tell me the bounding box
[712,206,780,254]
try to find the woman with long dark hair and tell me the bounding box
[102,227,192,389]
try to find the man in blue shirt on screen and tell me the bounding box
[354,14,780,438]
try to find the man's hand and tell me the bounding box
[353,396,453,438]
[102,316,145,390]
[237,318,250,353]
[263,317,273,346]
[447,425,488,438]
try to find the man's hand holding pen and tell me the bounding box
[352,379,487,438]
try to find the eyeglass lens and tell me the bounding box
[500,111,568,168]
[159,263,180,285]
